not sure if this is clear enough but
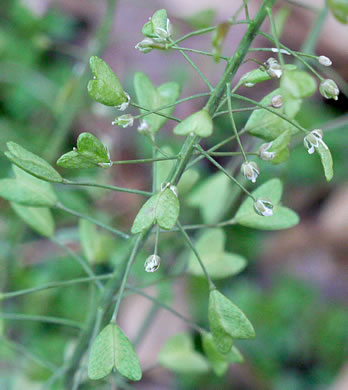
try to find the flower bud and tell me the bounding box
[303,129,328,155]
[135,38,155,53]
[319,79,339,100]
[265,58,282,79]
[271,94,283,108]
[241,161,259,183]
[258,142,275,161]
[144,254,161,272]
[253,199,274,217]
[115,92,131,111]
[318,56,332,67]
[112,114,134,128]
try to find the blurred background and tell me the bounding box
[0,0,347,389]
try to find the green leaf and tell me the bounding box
[173,110,213,138]
[87,56,128,107]
[281,70,317,118]
[5,142,63,183]
[234,178,300,230]
[268,130,292,164]
[142,9,168,38]
[131,187,180,233]
[239,64,296,88]
[79,219,98,262]
[316,142,334,182]
[328,0,348,23]
[159,333,210,374]
[188,229,247,279]
[134,72,181,134]
[57,132,110,169]
[0,166,57,207]
[187,172,232,223]
[11,203,55,237]
[202,332,244,376]
[274,7,291,37]
[246,89,299,141]
[208,289,255,354]
[88,323,142,381]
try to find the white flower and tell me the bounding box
[115,92,130,111]
[318,55,332,67]
[271,48,290,55]
[112,114,134,128]
[135,38,155,53]
[253,199,274,217]
[319,79,339,100]
[259,142,275,161]
[265,58,282,79]
[241,161,259,183]
[144,255,161,272]
[303,129,328,155]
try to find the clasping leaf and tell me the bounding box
[173,109,213,138]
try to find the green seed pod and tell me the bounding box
[319,79,339,100]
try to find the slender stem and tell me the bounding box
[172,26,217,45]
[131,102,181,123]
[0,312,82,329]
[176,221,215,290]
[170,38,213,91]
[111,155,178,165]
[226,83,247,161]
[111,234,143,321]
[127,285,205,333]
[1,337,57,372]
[57,202,131,240]
[62,178,152,197]
[171,45,230,61]
[231,92,309,133]
[300,3,328,55]
[284,0,319,12]
[213,105,263,118]
[51,238,103,291]
[154,225,160,256]
[243,0,250,21]
[266,7,284,66]
[196,145,255,200]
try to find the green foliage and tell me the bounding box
[234,179,299,230]
[185,9,216,29]
[57,132,110,168]
[211,22,230,62]
[134,72,181,134]
[87,56,128,107]
[316,142,334,182]
[158,333,210,374]
[4,142,63,183]
[0,165,57,207]
[142,9,168,38]
[246,89,299,140]
[281,70,317,117]
[88,323,142,381]
[131,187,180,233]
[202,332,244,376]
[188,229,247,279]
[208,289,255,354]
[173,110,213,137]
[328,0,348,23]
[11,203,55,237]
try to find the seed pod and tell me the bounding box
[271,94,283,108]
[144,255,161,273]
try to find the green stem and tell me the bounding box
[111,234,143,321]
[56,202,130,240]
[51,238,103,291]
[111,155,178,165]
[0,312,82,329]
[195,145,255,199]
[266,7,284,66]
[176,221,215,290]
[226,83,248,161]
[62,178,152,197]
[131,102,181,122]
[171,45,229,61]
